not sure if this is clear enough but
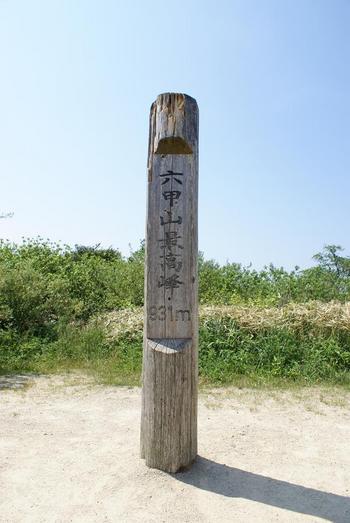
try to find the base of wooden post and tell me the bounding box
[140,337,197,473]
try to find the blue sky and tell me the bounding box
[1,0,349,268]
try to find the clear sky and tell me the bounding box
[1,0,349,269]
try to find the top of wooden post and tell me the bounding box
[151,93,199,155]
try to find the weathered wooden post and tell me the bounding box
[140,93,199,473]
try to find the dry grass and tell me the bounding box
[98,301,350,339]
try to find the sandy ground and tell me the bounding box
[1,375,350,523]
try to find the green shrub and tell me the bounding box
[198,316,350,384]
[0,260,75,336]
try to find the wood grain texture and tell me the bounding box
[140,93,199,473]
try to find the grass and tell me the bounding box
[1,302,350,389]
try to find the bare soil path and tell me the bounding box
[1,374,350,522]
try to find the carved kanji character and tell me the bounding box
[160,170,183,185]
[158,273,183,289]
[162,190,181,207]
[160,210,182,226]
[160,253,182,272]
[158,231,183,250]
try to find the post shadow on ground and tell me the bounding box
[0,374,37,390]
[175,457,350,523]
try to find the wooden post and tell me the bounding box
[140,93,199,473]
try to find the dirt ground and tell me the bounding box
[1,374,350,523]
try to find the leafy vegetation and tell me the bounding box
[0,238,350,387]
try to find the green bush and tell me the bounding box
[199,317,350,384]
[0,260,75,336]
[0,238,145,333]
